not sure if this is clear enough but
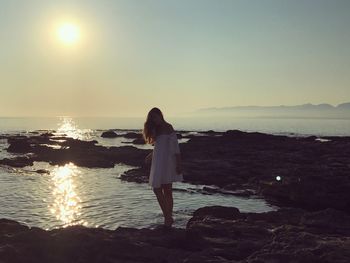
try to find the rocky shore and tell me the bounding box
[1,129,349,262]
[1,130,349,212]
[121,130,350,212]
[0,206,349,263]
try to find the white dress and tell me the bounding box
[149,131,184,188]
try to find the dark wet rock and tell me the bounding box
[1,206,349,262]
[181,130,350,212]
[187,206,350,262]
[28,131,40,134]
[0,220,191,263]
[300,208,350,235]
[1,135,151,169]
[7,137,33,153]
[199,130,222,136]
[40,132,54,137]
[0,156,34,167]
[0,219,29,234]
[200,186,255,197]
[35,169,50,174]
[131,138,145,144]
[119,129,350,212]
[190,206,241,220]
[123,132,143,139]
[101,130,118,138]
[120,166,149,183]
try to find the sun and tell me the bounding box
[57,23,80,45]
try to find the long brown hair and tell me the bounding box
[143,107,164,144]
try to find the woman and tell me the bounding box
[143,107,183,228]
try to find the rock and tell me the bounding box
[101,130,118,138]
[40,132,54,137]
[0,219,190,263]
[0,219,29,234]
[190,206,241,221]
[7,137,33,153]
[199,130,222,136]
[0,157,34,167]
[179,130,350,212]
[0,207,349,262]
[123,132,143,139]
[120,166,149,183]
[187,206,350,262]
[1,135,150,169]
[35,169,50,174]
[132,138,146,145]
[301,208,350,235]
[200,186,255,197]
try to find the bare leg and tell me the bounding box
[162,183,174,227]
[153,187,168,219]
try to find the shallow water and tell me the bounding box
[8,115,350,230]
[0,117,277,229]
[0,162,276,230]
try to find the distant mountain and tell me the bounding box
[194,102,350,118]
[337,102,350,109]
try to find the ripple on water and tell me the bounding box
[0,161,277,230]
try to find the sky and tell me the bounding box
[0,0,349,117]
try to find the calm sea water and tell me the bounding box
[1,116,350,136]
[0,116,349,230]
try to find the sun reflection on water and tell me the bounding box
[49,163,87,227]
[56,117,92,140]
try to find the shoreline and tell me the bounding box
[0,129,349,261]
[1,129,350,212]
[2,126,350,138]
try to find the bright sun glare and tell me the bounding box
[57,23,80,45]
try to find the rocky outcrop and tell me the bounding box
[0,156,34,167]
[0,218,191,263]
[1,134,151,168]
[101,130,118,138]
[131,138,146,145]
[123,132,143,139]
[122,130,350,212]
[0,206,349,263]
[185,206,350,262]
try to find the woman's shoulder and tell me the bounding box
[155,123,175,138]
[158,122,174,133]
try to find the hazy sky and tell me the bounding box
[0,0,349,117]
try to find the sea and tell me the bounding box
[0,116,349,230]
